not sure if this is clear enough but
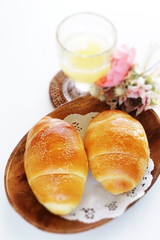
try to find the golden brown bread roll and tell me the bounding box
[84,110,150,195]
[24,116,88,215]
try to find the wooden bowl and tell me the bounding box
[4,96,160,233]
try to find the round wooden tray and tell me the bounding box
[49,71,89,108]
[5,96,160,234]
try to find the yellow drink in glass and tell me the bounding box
[61,33,111,83]
[56,12,116,100]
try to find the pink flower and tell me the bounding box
[125,77,152,115]
[126,77,152,99]
[127,86,145,99]
[136,94,151,115]
[97,45,135,88]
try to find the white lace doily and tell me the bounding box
[62,112,154,223]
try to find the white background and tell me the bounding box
[1,0,160,239]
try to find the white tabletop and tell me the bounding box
[1,0,160,239]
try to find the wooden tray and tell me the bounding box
[49,71,89,108]
[5,95,160,233]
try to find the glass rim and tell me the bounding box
[56,12,117,58]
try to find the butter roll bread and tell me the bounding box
[24,116,88,215]
[84,110,150,195]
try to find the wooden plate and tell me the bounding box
[5,95,160,233]
[49,71,89,108]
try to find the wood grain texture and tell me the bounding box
[4,95,160,233]
[49,71,88,108]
